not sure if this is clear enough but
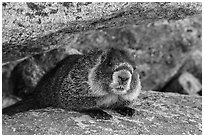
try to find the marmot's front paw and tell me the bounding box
[113,106,135,117]
[81,108,112,120]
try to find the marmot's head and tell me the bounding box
[88,48,140,96]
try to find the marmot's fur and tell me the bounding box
[3,47,141,120]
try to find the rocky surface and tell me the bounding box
[2,2,202,63]
[2,91,202,135]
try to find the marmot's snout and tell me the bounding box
[117,71,131,85]
[110,64,133,95]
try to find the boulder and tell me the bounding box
[2,2,201,63]
[161,49,202,95]
[2,91,202,135]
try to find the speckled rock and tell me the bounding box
[2,91,202,135]
[2,58,28,108]
[162,49,202,95]
[2,2,202,63]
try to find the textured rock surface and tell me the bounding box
[2,91,202,135]
[2,2,202,63]
[162,49,202,95]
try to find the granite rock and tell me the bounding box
[2,2,201,63]
[2,91,202,135]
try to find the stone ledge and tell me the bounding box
[2,2,202,63]
[2,91,202,135]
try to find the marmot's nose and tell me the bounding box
[118,76,129,84]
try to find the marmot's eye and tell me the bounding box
[107,60,112,66]
[132,65,137,70]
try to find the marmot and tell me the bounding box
[3,47,141,120]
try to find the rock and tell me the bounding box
[8,56,45,98]
[2,58,28,108]
[161,49,202,95]
[2,91,202,135]
[181,49,202,83]
[2,2,201,63]
[2,93,21,109]
[162,72,202,96]
[179,72,201,95]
